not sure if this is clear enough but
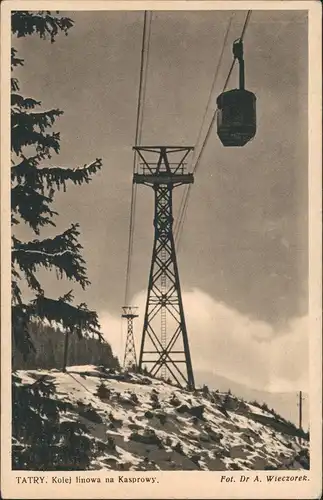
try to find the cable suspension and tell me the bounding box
[134,10,153,167]
[190,11,235,170]
[240,9,252,40]
[175,10,252,252]
[124,11,152,306]
[173,11,234,239]
[222,11,251,91]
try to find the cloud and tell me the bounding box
[99,288,308,393]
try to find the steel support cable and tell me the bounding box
[240,9,252,41]
[194,9,252,172]
[134,10,153,165]
[124,11,152,306]
[175,10,252,252]
[173,11,235,239]
[125,13,152,304]
[189,12,235,170]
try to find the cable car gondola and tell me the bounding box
[217,39,256,147]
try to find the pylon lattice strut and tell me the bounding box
[122,306,139,370]
[133,146,195,389]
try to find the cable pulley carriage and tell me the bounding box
[217,39,256,147]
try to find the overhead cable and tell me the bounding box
[174,11,235,239]
[124,11,152,305]
[175,10,252,252]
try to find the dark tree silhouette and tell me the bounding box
[11,11,109,470]
[12,374,99,470]
[11,11,103,357]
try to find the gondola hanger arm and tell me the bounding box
[232,38,244,61]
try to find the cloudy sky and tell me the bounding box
[12,8,309,423]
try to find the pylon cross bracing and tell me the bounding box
[133,146,195,389]
[122,306,139,370]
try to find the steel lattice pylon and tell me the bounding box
[133,146,195,389]
[122,306,139,370]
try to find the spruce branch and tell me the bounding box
[12,265,23,306]
[11,127,61,157]
[11,78,20,92]
[59,290,74,303]
[11,93,41,110]
[32,294,100,339]
[11,158,103,194]
[12,304,36,358]
[12,280,22,305]
[12,224,91,290]
[11,108,63,157]
[37,159,103,192]
[12,185,58,233]
[11,214,19,226]
[11,109,63,133]
[11,154,50,189]
[11,11,74,42]
[11,48,24,69]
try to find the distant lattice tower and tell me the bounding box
[133,146,195,390]
[122,306,139,370]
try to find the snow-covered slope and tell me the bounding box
[14,365,309,471]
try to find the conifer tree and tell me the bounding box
[12,374,98,470]
[11,11,103,357]
[11,10,106,471]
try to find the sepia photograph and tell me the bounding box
[1,1,322,499]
